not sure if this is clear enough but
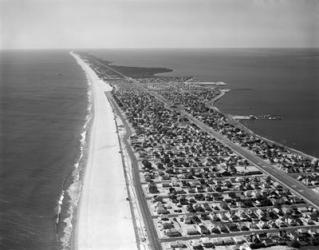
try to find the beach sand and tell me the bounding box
[71,52,137,250]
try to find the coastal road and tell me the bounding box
[73,53,137,250]
[89,56,131,80]
[84,54,162,250]
[106,92,162,250]
[179,111,319,210]
[133,80,319,210]
[93,54,319,210]
[87,54,319,248]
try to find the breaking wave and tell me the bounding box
[57,51,94,250]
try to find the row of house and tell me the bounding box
[149,79,319,184]
[83,57,319,249]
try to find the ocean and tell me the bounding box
[0,50,89,250]
[0,48,318,250]
[90,48,319,157]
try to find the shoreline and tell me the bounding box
[213,90,319,160]
[57,53,94,250]
[69,117,93,250]
[213,92,319,163]
[69,53,95,250]
[70,52,137,250]
[71,52,319,250]
[85,51,318,160]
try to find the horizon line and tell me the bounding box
[1,47,319,51]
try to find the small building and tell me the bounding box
[148,183,159,193]
[187,228,200,235]
[165,228,181,237]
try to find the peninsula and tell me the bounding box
[73,52,319,250]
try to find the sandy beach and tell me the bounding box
[71,52,137,250]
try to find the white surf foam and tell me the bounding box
[58,51,94,250]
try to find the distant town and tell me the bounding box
[79,52,319,250]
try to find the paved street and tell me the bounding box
[95,58,319,250]
[180,111,319,210]
[106,92,162,250]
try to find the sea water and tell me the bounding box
[90,48,319,157]
[1,48,318,250]
[0,50,89,250]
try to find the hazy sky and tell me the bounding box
[1,0,318,49]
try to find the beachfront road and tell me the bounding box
[72,53,137,250]
[106,92,162,250]
[91,56,319,249]
[87,57,162,249]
